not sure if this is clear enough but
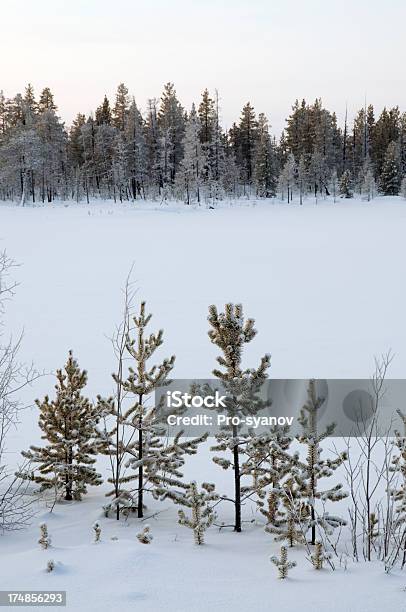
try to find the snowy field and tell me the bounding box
[2,196,406,611]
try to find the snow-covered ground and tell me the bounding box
[2,196,406,611]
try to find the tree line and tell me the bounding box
[0,83,405,204]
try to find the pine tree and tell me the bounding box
[137,525,153,544]
[360,157,376,201]
[339,169,353,198]
[380,141,401,195]
[295,380,347,545]
[172,481,218,544]
[158,83,185,186]
[207,303,271,532]
[19,352,102,501]
[390,410,406,535]
[93,521,101,543]
[112,83,129,132]
[310,540,330,569]
[176,105,205,204]
[265,477,310,547]
[270,546,296,579]
[39,523,51,549]
[38,88,57,113]
[98,302,207,517]
[125,99,146,200]
[254,114,277,197]
[95,95,112,126]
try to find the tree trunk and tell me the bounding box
[233,424,241,532]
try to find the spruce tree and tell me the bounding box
[19,352,102,501]
[207,303,271,532]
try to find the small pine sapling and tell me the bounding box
[93,521,101,543]
[46,560,55,573]
[19,352,102,501]
[270,546,296,579]
[207,303,271,532]
[310,540,331,569]
[266,477,310,547]
[296,380,347,544]
[175,481,218,545]
[39,523,51,550]
[137,525,153,544]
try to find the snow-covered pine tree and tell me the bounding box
[19,352,102,501]
[360,157,376,201]
[339,169,353,198]
[278,154,296,202]
[137,524,153,544]
[295,380,347,545]
[242,426,295,525]
[176,105,205,205]
[39,523,51,549]
[310,540,330,569]
[98,301,207,518]
[265,477,310,547]
[93,521,101,543]
[170,481,218,545]
[390,409,406,557]
[254,113,277,198]
[380,141,401,195]
[270,545,296,579]
[207,303,271,532]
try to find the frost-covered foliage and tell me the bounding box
[19,352,102,501]
[98,301,207,518]
[295,380,347,544]
[270,546,296,579]
[310,541,331,569]
[1,85,406,204]
[207,303,271,532]
[137,525,153,544]
[39,522,51,550]
[93,521,101,543]
[169,481,218,545]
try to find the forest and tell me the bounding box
[0,83,404,205]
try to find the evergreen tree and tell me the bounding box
[207,303,271,532]
[112,83,129,132]
[171,481,218,544]
[254,114,277,197]
[95,95,112,126]
[38,87,57,113]
[339,169,353,198]
[176,105,205,204]
[98,302,207,517]
[158,82,185,186]
[295,380,347,545]
[380,141,401,195]
[19,352,102,501]
[270,546,296,579]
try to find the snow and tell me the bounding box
[1,196,406,611]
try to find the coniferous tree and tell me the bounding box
[172,481,218,545]
[380,141,401,195]
[270,546,296,579]
[207,303,271,532]
[98,302,207,518]
[19,352,102,501]
[112,83,129,132]
[295,380,347,545]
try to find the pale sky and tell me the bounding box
[1,0,405,135]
